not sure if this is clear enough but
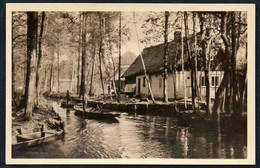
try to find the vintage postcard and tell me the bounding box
[6,3,255,165]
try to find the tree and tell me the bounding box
[184,11,196,113]
[192,12,199,112]
[199,13,213,115]
[36,12,45,105]
[98,13,105,101]
[24,12,38,120]
[133,12,156,103]
[80,12,87,97]
[180,12,187,109]
[77,12,82,95]
[89,34,97,97]
[212,12,230,120]
[118,11,122,102]
[163,11,169,103]
[211,11,247,120]
[12,12,27,99]
[230,11,239,119]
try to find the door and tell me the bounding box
[137,78,141,93]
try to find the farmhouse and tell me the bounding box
[122,33,224,100]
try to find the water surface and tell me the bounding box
[12,100,247,159]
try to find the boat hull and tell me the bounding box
[12,130,63,150]
[74,105,120,120]
[61,102,74,108]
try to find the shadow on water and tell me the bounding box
[73,111,120,124]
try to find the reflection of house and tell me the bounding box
[122,32,224,100]
[107,50,137,94]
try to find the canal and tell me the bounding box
[12,100,247,159]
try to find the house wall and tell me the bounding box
[135,75,149,96]
[196,71,224,99]
[149,72,187,99]
[124,76,136,93]
[134,71,224,100]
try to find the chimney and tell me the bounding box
[174,31,181,42]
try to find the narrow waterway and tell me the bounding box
[12,99,247,159]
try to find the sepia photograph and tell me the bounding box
[6,3,255,165]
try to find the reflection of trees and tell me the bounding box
[212,122,221,158]
[175,127,189,158]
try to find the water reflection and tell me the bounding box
[12,98,247,159]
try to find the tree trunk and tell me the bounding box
[172,42,178,111]
[77,12,82,95]
[43,68,48,93]
[12,20,15,99]
[237,12,246,115]
[239,41,247,114]
[231,12,239,118]
[199,13,211,115]
[132,12,155,103]
[111,55,117,98]
[57,34,60,93]
[98,14,105,101]
[89,39,96,96]
[117,12,122,102]
[163,11,169,103]
[205,41,211,115]
[49,58,54,93]
[36,11,45,105]
[108,31,117,98]
[181,12,187,109]
[80,13,87,97]
[184,11,196,113]
[24,12,38,120]
[212,69,230,120]
[193,12,199,112]
[212,12,231,119]
[69,60,75,91]
[23,56,26,94]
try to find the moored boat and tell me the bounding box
[60,101,74,108]
[73,104,120,120]
[12,129,64,150]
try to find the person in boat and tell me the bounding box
[95,104,103,113]
[66,90,71,105]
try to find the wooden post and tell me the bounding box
[40,124,45,137]
[66,90,69,107]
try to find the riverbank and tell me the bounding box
[12,106,62,136]
[44,92,247,130]
[45,91,203,115]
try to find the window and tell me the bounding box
[211,76,219,87]
[186,76,191,87]
[201,76,205,87]
[143,77,146,87]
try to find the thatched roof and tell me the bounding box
[108,65,130,82]
[122,41,182,77]
[122,38,226,78]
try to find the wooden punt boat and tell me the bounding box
[60,101,74,108]
[12,130,64,150]
[73,105,120,120]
